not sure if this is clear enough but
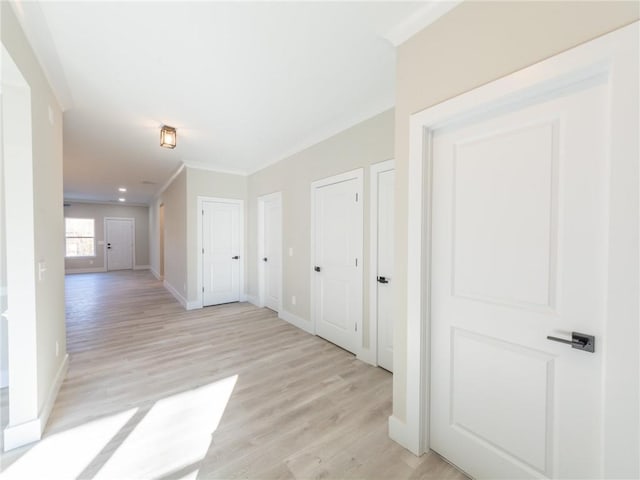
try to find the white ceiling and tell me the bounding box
[12,1,429,205]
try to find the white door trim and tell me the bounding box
[310,167,364,346]
[196,196,245,309]
[2,43,41,450]
[257,191,282,313]
[104,217,135,271]
[362,159,394,366]
[394,22,639,476]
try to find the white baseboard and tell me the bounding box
[186,300,201,310]
[388,415,420,455]
[39,354,69,433]
[357,347,377,366]
[133,265,150,270]
[150,268,162,280]
[279,309,314,334]
[3,417,40,451]
[65,267,106,274]
[163,280,187,309]
[246,294,260,307]
[4,353,69,451]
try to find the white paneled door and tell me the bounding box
[312,169,363,354]
[105,218,134,271]
[202,200,241,306]
[372,162,395,372]
[430,73,612,478]
[259,193,282,312]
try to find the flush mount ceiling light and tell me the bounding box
[118,198,126,202]
[160,125,177,149]
[118,187,127,192]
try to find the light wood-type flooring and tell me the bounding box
[1,271,466,479]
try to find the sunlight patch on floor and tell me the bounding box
[2,408,137,479]
[94,375,238,480]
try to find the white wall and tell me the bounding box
[64,202,150,272]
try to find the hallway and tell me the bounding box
[1,271,464,479]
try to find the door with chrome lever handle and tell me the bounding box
[547,332,595,353]
[231,255,239,260]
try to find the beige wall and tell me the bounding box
[161,168,188,299]
[2,2,67,415]
[246,109,394,341]
[149,166,247,305]
[185,167,247,303]
[64,202,150,271]
[392,0,640,421]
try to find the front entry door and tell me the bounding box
[202,200,241,306]
[430,71,611,478]
[105,218,134,271]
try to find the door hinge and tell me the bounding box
[355,258,358,267]
[202,209,204,216]
[202,287,204,292]
[355,192,359,202]
[355,323,358,332]
[202,248,204,254]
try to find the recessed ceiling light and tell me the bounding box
[118,198,126,202]
[118,187,127,192]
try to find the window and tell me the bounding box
[65,218,95,257]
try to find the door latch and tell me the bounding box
[377,276,389,284]
[546,332,595,353]
[314,266,321,272]
[232,255,240,260]
[263,257,268,262]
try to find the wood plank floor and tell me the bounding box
[1,271,465,479]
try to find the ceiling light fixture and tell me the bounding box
[118,198,126,202]
[118,187,127,192]
[160,125,177,149]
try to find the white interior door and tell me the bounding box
[312,170,362,354]
[261,194,281,311]
[374,166,394,372]
[430,74,611,478]
[202,200,241,306]
[105,218,134,271]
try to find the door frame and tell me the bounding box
[257,191,283,313]
[392,22,639,476]
[363,159,394,366]
[196,196,245,309]
[104,217,135,271]
[310,167,364,347]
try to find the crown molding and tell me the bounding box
[384,1,463,47]
[154,162,186,200]
[182,161,248,177]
